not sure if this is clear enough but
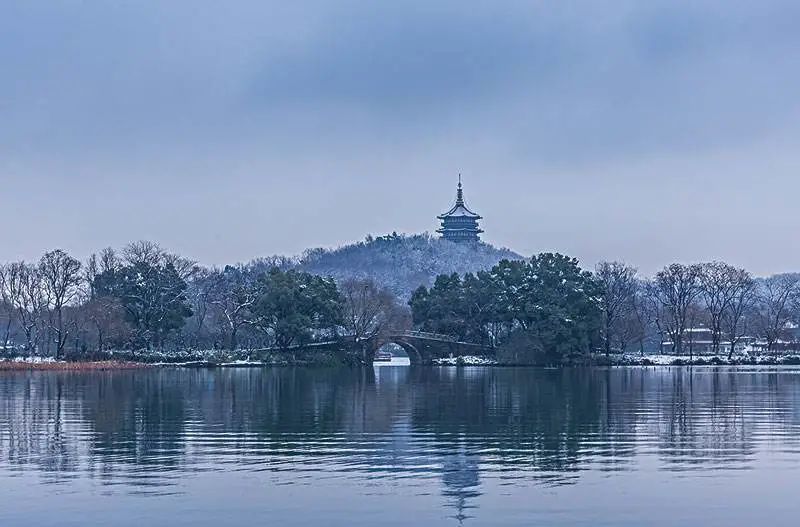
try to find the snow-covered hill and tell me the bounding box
[295,233,523,300]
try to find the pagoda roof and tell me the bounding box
[437,179,482,219]
[437,204,482,219]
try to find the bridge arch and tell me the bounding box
[371,337,425,364]
[366,331,494,365]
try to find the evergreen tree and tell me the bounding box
[501,253,601,360]
[411,253,602,363]
[410,273,471,340]
[95,261,192,349]
[249,269,342,350]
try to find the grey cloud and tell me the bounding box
[2,0,800,275]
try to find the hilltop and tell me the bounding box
[290,233,523,300]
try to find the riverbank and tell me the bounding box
[0,358,332,370]
[434,354,800,367]
[0,346,351,370]
[5,352,800,370]
[608,353,800,366]
[0,358,152,371]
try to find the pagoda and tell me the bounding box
[437,176,483,243]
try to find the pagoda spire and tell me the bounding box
[456,174,464,205]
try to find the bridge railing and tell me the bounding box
[394,330,459,342]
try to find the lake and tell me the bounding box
[1,365,800,526]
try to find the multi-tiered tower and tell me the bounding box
[437,176,483,243]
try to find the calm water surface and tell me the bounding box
[2,364,800,526]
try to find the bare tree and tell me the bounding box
[684,302,708,357]
[649,263,702,356]
[208,266,258,350]
[752,273,800,353]
[123,240,164,267]
[248,255,298,272]
[123,241,197,280]
[39,250,83,359]
[613,290,649,354]
[65,297,90,357]
[629,281,653,355]
[340,278,404,361]
[720,268,756,359]
[3,262,45,352]
[340,278,402,341]
[0,264,16,350]
[642,281,666,352]
[83,295,129,352]
[100,247,120,274]
[697,262,749,355]
[164,252,199,281]
[596,261,638,356]
[185,268,214,348]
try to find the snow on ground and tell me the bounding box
[219,360,267,367]
[0,356,59,364]
[614,353,800,366]
[5,353,800,368]
[432,356,498,366]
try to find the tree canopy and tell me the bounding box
[249,269,342,350]
[410,253,602,364]
[95,260,193,349]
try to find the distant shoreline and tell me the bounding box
[4,354,800,371]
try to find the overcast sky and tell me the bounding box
[3,0,800,276]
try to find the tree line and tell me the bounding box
[3,241,800,362]
[410,255,800,363]
[0,241,405,358]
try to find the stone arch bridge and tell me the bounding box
[366,331,494,365]
[274,331,495,365]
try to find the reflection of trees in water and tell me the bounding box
[0,374,80,481]
[406,367,639,482]
[2,367,800,497]
[653,369,766,467]
[81,371,189,489]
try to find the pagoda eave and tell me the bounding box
[437,213,483,220]
[436,228,484,234]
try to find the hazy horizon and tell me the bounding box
[4,1,800,276]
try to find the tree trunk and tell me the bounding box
[229,326,238,351]
[2,317,11,354]
[55,309,64,360]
